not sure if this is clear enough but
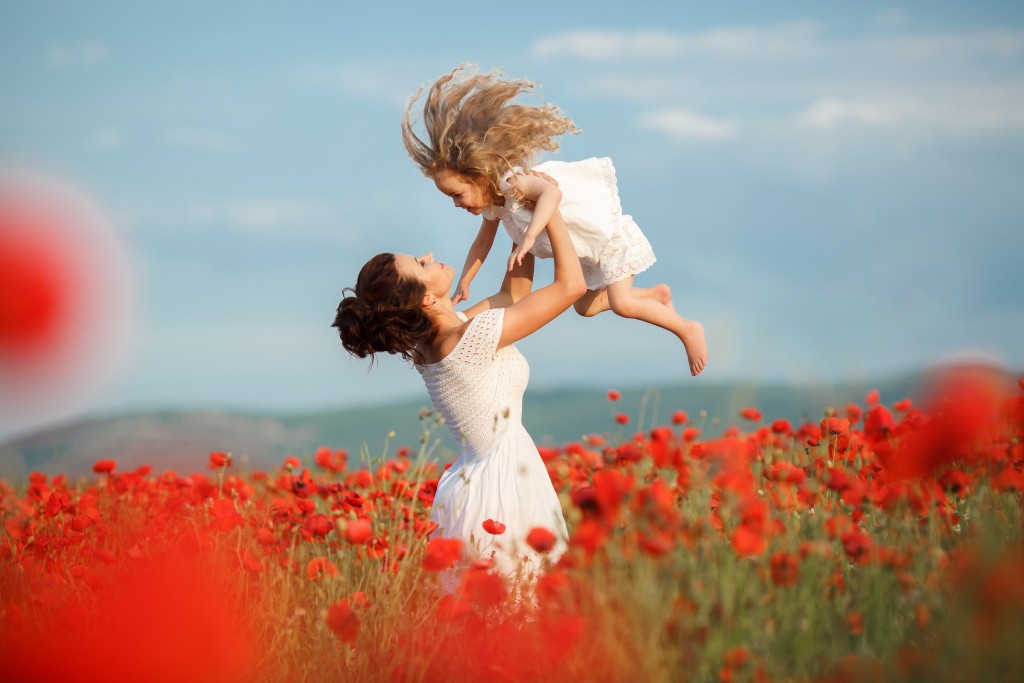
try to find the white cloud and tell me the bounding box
[795,99,895,130]
[161,127,237,154]
[533,25,1024,65]
[531,24,1024,145]
[531,23,820,62]
[47,42,110,68]
[85,126,126,150]
[638,109,737,141]
[299,63,412,106]
[795,94,1024,133]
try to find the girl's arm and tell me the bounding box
[499,207,585,347]
[507,173,563,270]
[453,218,500,304]
[462,247,535,318]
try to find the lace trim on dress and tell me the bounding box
[584,221,657,289]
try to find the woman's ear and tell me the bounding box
[422,293,437,308]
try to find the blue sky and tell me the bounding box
[2,1,1023,437]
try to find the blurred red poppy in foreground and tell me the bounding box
[0,556,258,683]
[0,170,131,431]
[422,537,463,570]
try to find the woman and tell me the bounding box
[332,206,585,590]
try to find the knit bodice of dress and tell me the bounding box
[415,308,528,459]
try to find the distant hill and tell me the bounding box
[0,376,921,482]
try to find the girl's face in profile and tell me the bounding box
[433,169,492,216]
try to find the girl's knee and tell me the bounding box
[573,299,597,317]
[609,297,637,318]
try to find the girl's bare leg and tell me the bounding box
[605,276,707,376]
[574,284,673,317]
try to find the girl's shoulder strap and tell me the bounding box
[497,166,525,193]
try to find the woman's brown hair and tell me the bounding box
[401,65,578,201]
[332,253,436,364]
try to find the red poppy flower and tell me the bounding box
[739,407,762,422]
[615,413,629,425]
[993,466,1024,492]
[459,569,506,608]
[638,531,674,556]
[730,523,765,557]
[92,459,116,474]
[344,518,372,544]
[306,557,339,580]
[821,416,851,437]
[208,452,231,469]
[593,469,635,522]
[864,405,895,444]
[350,591,370,610]
[303,514,334,538]
[671,410,688,424]
[841,528,872,562]
[326,599,359,642]
[607,389,621,401]
[526,527,558,553]
[210,498,243,532]
[482,519,506,535]
[938,469,971,496]
[422,537,463,571]
[865,389,880,405]
[769,551,800,586]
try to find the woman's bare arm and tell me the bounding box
[462,248,536,317]
[498,208,585,347]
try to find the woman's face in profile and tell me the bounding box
[394,252,454,299]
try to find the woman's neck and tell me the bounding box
[420,300,467,363]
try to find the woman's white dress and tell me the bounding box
[417,308,568,591]
[483,156,657,291]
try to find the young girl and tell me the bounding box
[402,66,708,376]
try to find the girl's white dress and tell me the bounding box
[483,156,657,291]
[417,308,568,591]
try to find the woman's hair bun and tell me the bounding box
[332,253,436,364]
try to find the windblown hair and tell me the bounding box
[401,65,579,200]
[332,253,436,365]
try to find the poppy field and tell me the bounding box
[2,366,1023,683]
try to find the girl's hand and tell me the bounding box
[508,236,536,271]
[451,282,470,304]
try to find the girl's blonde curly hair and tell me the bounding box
[401,65,579,200]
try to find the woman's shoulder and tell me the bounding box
[416,309,504,371]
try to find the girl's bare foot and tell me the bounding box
[680,320,707,376]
